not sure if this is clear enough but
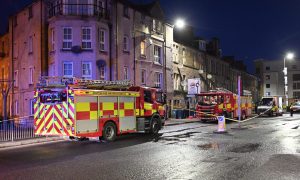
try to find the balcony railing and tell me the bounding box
[48,2,109,19]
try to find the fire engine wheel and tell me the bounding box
[150,116,162,134]
[102,122,117,142]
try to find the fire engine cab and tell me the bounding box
[34,77,166,141]
[196,88,252,122]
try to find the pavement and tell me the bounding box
[0,118,200,149]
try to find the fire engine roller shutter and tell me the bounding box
[118,97,136,132]
[75,96,98,134]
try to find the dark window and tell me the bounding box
[28,6,33,19]
[144,90,152,103]
[265,75,270,80]
[123,5,129,18]
[293,74,300,81]
[266,84,270,88]
[293,82,300,90]
[265,66,270,70]
[293,91,300,99]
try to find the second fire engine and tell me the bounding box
[196,88,252,122]
[34,77,166,141]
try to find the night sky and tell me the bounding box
[1,0,300,73]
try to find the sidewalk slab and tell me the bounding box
[0,137,64,149]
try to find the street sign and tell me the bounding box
[188,78,201,95]
[217,116,226,132]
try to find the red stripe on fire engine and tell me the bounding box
[114,102,118,109]
[99,102,103,110]
[43,107,53,130]
[119,102,124,109]
[76,112,90,120]
[90,102,98,111]
[125,109,134,116]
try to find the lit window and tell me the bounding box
[154,45,162,64]
[123,35,129,52]
[29,67,34,84]
[124,66,129,80]
[141,69,146,84]
[155,72,162,88]
[140,41,145,56]
[82,27,92,49]
[98,28,106,51]
[63,27,72,49]
[63,62,73,77]
[82,62,92,79]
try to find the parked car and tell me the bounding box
[290,101,300,116]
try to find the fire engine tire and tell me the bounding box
[150,116,161,134]
[102,122,117,142]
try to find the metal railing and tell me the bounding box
[48,2,110,19]
[0,118,43,142]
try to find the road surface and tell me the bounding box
[1,114,300,180]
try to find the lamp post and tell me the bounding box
[284,52,294,107]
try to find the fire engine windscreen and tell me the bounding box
[259,98,274,106]
[197,95,224,105]
[40,90,67,103]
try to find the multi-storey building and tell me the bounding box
[255,59,300,104]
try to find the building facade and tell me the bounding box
[255,59,300,105]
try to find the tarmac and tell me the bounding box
[0,118,201,149]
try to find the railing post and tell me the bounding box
[11,120,14,142]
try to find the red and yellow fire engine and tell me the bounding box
[196,88,252,122]
[34,77,166,141]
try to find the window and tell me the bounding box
[15,101,19,115]
[82,27,92,49]
[63,27,72,49]
[124,66,129,80]
[98,28,105,51]
[82,62,92,79]
[14,70,18,87]
[123,35,129,52]
[293,91,300,99]
[266,84,270,88]
[30,99,34,116]
[173,53,178,63]
[155,72,162,88]
[78,0,90,15]
[266,92,271,96]
[99,65,105,80]
[29,67,34,84]
[50,28,55,51]
[293,82,300,90]
[154,45,162,64]
[63,62,73,77]
[293,74,300,81]
[28,36,33,53]
[141,69,146,84]
[265,66,270,70]
[265,75,270,80]
[28,6,33,19]
[123,5,129,18]
[140,41,145,56]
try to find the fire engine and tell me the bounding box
[195,88,252,122]
[34,77,166,141]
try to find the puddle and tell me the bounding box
[153,132,200,143]
[292,125,299,129]
[229,143,260,153]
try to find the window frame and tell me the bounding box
[124,66,129,80]
[51,28,55,51]
[154,72,162,88]
[123,35,129,52]
[141,69,146,85]
[30,99,34,116]
[63,27,73,50]
[28,36,33,54]
[82,62,92,79]
[140,40,146,56]
[99,65,105,80]
[15,100,19,115]
[82,27,92,50]
[154,45,162,64]
[63,62,73,77]
[29,67,34,85]
[98,28,106,51]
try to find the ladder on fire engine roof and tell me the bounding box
[37,76,132,89]
[210,88,233,94]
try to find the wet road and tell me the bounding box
[1,114,300,180]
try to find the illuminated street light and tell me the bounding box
[175,19,185,29]
[283,52,295,107]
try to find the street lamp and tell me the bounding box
[284,52,294,107]
[175,18,185,29]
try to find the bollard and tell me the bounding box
[213,116,227,134]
